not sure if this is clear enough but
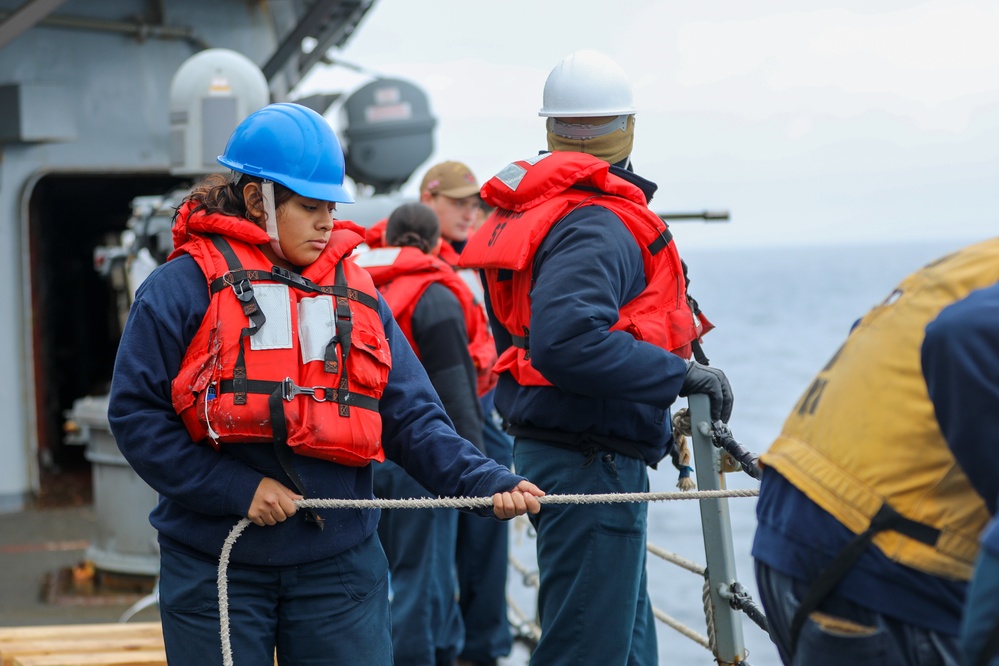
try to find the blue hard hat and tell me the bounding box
[218,102,353,203]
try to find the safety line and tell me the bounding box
[217,488,760,666]
[298,487,759,510]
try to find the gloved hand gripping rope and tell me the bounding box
[673,359,761,483]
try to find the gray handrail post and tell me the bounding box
[687,393,748,665]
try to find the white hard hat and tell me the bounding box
[539,49,636,118]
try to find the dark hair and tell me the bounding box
[179,172,295,224]
[386,202,440,254]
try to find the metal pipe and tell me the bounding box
[0,0,67,49]
[689,393,749,665]
[0,9,210,50]
[658,210,731,222]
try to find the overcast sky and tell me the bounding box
[298,0,999,249]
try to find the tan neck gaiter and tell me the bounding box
[547,115,635,164]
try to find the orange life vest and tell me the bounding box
[459,151,701,387]
[364,218,389,250]
[366,216,463,268]
[356,246,498,396]
[170,203,392,466]
[437,238,463,268]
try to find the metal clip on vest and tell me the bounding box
[231,278,253,302]
[280,377,329,402]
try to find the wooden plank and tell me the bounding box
[1,636,163,666]
[0,623,279,666]
[0,624,161,643]
[12,649,166,666]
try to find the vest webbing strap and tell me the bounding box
[789,502,941,657]
[267,385,324,529]
[510,328,531,360]
[562,185,673,257]
[330,262,354,416]
[219,379,379,413]
[209,267,380,311]
[646,227,673,256]
[209,236,265,405]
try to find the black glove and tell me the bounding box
[679,361,734,423]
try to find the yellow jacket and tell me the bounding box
[763,238,999,580]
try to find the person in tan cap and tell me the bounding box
[417,159,516,666]
[419,160,482,265]
[356,202,490,666]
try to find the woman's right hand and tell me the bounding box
[247,478,303,526]
[492,479,545,520]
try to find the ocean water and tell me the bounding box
[506,234,991,666]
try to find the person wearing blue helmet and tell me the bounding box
[107,102,544,666]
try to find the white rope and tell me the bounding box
[510,540,713,653]
[511,543,720,655]
[703,578,719,654]
[218,515,250,666]
[216,488,759,666]
[654,606,712,651]
[647,542,707,576]
[508,552,540,590]
[295,487,758,510]
[506,595,542,643]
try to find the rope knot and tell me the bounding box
[671,408,697,491]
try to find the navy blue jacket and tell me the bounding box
[411,282,484,451]
[922,281,999,557]
[108,252,525,567]
[486,166,688,465]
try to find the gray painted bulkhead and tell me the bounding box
[0,0,372,510]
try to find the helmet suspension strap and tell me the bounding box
[261,180,288,261]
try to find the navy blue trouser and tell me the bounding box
[960,548,999,666]
[158,535,391,666]
[457,411,515,661]
[514,438,657,666]
[373,459,464,666]
[754,559,960,665]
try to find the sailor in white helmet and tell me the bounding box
[460,50,733,666]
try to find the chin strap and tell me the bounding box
[261,180,288,261]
